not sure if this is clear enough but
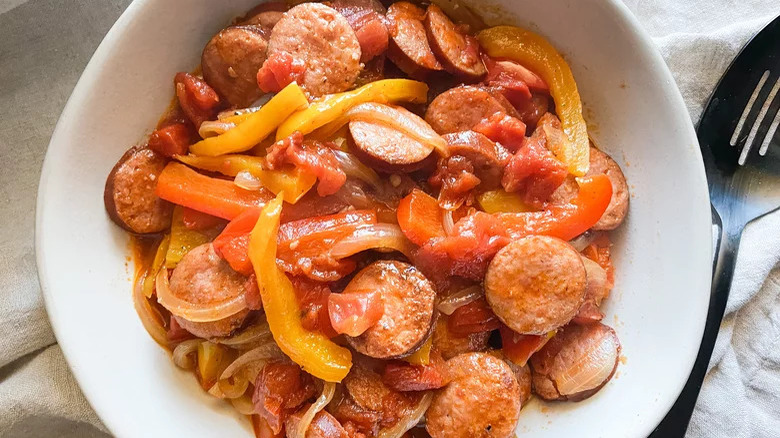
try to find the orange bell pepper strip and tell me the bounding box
[190,82,308,156]
[498,175,612,241]
[478,26,590,176]
[248,194,352,382]
[175,154,316,204]
[500,325,555,367]
[397,188,446,246]
[156,162,273,220]
[404,337,433,366]
[476,190,535,213]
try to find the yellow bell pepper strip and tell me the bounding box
[477,190,535,214]
[478,26,590,176]
[248,193,352,382]
[190,82,308,156]
[165,206,212,268]
[143,234,170,297]
[175,154,316,204]
[405,338,433,366]
[276,79,429,141]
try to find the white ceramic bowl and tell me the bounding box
[36,0,712,437]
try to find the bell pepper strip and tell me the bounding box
[476,190,535,214]
[156,162,274,220]
[190,82,308,156]
[212,207,263,275]
[175,154,316,204]
[447,297,502,336]
[181,207,224,231]
[248,193,353,382]
[327,290,384,337]
[500,326,555,367]
[143,234,170,298]
[404,337,432,366]
[276,79,429,141]
[165,206,213,268]
[397,189,446,246]
[497,175,612,241]
[478,26,590,176]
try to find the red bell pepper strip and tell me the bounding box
[500,325,554,367]
[397,188,446,246]
[156,162,273,221]
[181,207,224,231]
[447,297,502,336]
[212,207,263,275]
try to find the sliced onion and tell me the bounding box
[214,320,272,349]
[198,120,236,138]
[133,273,169,347]
[555,330,619,396]
[329,224,415,259]
[217,376,250,399]
[290,382,336,438]
[331,150,382,190]
[376,392,433,438]
[569,232,596,252]
[581,256,610,304]
[234,170,264,191]
[230,393,257,415]
[155,268,248,323]
[437,286,482,315]
[219,342,284,384]
[442,210,454,236]
[172,339,201,370]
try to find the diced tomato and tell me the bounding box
[251,415,284,438]
[291,277,338,339]
[213,207,263,275]
[514,93,551,130]
[328,291,384,337]
[382,352,449,392]
[253,362,316,435]
[583,233,615,286]
[148,123,193,158]
[266,132,347,196]
[353,16,389,62]
[500,325,553,367]
[397,189,445,246]
[502,133,568,206]
[244,274,263,310]
[429,155,481,210]
[174,72,220,128]
[181,207,225,231]
[473,112,527,153]
[483,55,549,93]
[447,297,502,336]
[331,398,381,437]
[257,52,306,94]
[166,316,194,343]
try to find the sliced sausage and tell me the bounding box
[330,0,389,62]
[266,3,362,98]
[529,322,621,401]
[425,86,510,134]
[239,1,286,28]
[202,25,269,108]
[341,361,422,429]
[386,2,443,79]
[104,146,173,234]
[285,407,348,438]
[549,146,629,230]
[426,352,522,438]
[349,105,436,172]
[484,236,587,335]
[432,316,490,360]
[443,131,509,189]
[424,4,485,80]
[344,261,437,359]
[168,243,250,339]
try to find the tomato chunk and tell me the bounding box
[447,297,502,336]
[253,362,316,435]
[328,291,384,337]
[382,352,449,392]
[174,72,220,128]
[292,277,338,339]
[148,123,192,158]
[500,325,553,367]
[266,132,346,196]
[257,52,306,94]
[473,112,527,153]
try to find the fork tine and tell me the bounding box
[730,70,770,147]
[759,88,780,156]
[739,74,780,164]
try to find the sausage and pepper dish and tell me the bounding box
[105,1,629,437]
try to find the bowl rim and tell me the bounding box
[36,0,712,437]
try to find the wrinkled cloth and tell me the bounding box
[0,0,777,437]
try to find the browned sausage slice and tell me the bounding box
[426,352,521,438]
[425,86,509,134]
[202,25,269,108]
[104,146,173,234]
[341,360,422,429]
[424,4,485,81]
[549,146,629,230]
[431,316,489,360]
[485,236,587,335]
[344,260,437,359]
[386,2,443,79]
[238,1,286,28]
[529,322,621,401]
[167,243,250,339]
[285,407,348,438]
[500,356,533,408]
[266,3,362,98]
[443,131,509,189]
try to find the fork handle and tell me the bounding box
[649,207,742,437]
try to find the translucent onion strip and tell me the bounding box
[555,331,619,396]
[376,392,433,438]
[219,342,284,384]
[214,320,272,348]
[199,120,236,138]
[442,210,454,236]
[291,382,336,438]
[217,376,250,399]
[331,150,382,189]
[172,339,201,370]
[569,232,596,252]
[329,224,415,259]
[234,170,264,191]
[132,273,169,347]
[156,268,248,323]
[230,393,257,415]
[437,286,483,315]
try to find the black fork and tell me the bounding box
[650,14,780,438]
